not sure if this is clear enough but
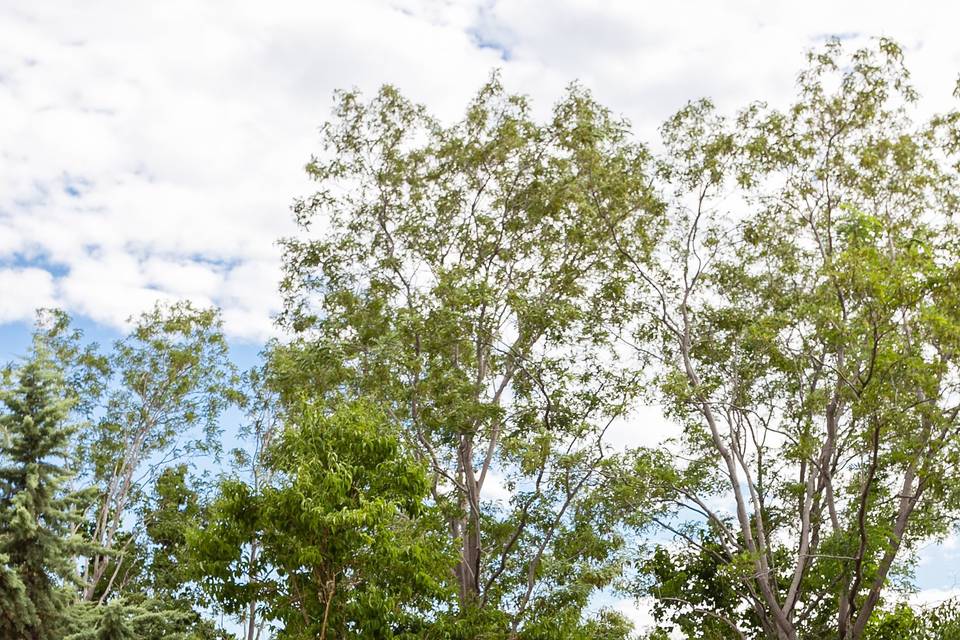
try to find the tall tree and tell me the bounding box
[78,302,241,602]
[276,75,662,634]
[0,336,95,639]
[618,39,960,640]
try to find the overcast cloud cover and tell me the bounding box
[3,0,960,626]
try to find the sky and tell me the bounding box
[2,0,960,630]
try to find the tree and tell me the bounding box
[189,399,453,639]
[123,464,227,640]
[617,39,960,639]
[0,554,32,638]
[918,598,960,638]
[77,301,241,602]
[138,465,203,603]
[63,597,204,640]
[636,524,770,639]
[0,336,96,639]
[170,365,281,640]
[864,598,960,639]
[276,74,662,635]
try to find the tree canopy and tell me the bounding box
[614,39,960,640]
[2,37,960,640]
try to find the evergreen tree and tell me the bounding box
[63,598,201,640]
[0,552,32,638]
[0,339,95,639]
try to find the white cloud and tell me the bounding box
[614,596,656,630]
[605,403,681,452]
[57,250,177,327]
[0,268,56,323]
[479,467,513,505]
[141,258,224,300]
[612,596,686,638]
[2,0,960,346]
[943,533,960,551]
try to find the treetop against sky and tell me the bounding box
[3,2,960,341]
[3,2,960,637]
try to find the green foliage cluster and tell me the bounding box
[190,400,452,639]
[863,599,960,640]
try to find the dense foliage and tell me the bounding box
[2,38,959,640]
[0,337,94,639]
[190,400,452,639]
